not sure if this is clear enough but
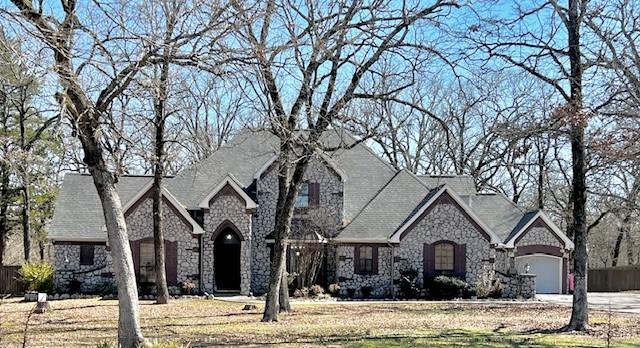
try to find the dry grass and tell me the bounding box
[1,297,639,347]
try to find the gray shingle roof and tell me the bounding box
[459,193,534,243]
[49,174,151,241]
[166,130,279,208]
[336,170,435,241]
[418,175,477,195]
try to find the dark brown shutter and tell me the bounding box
[354,246,360,274]
[165,240,178,286]
[309,182,320,208]
[372,246,379,275]
[454,243,467,279]
[423,243,435,280]
[130,240,140,280]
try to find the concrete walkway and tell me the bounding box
[537,292,640,314]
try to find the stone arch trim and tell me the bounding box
[515,244,563,257]
[210,219,245,241]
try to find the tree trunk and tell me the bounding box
[537,147,545,210]
[0,164,9,266]
[153,59,171,305]
[279,268,291,313]
[611,215,630,267]
[625,230,635,265]
[566,0,589,332]
[87,165,146,347]
[21,184,30,261]
[262,145,309,322]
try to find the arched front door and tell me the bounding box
[214,228,241,291]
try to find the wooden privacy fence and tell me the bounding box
[588,266,640,292]
[0,266,25,294]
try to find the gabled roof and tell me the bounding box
[459,193,529,242]
[336,170,434,242]
[167,130,278,208]
[504,211,575,250]
[197,174,257,210]
[418,175,477,195]
[123,181,205,235]
[49,174,152,241]
[389,185,501,244]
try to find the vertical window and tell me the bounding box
[79,245,95,265]
[434,243,454,272]
[295,182,309,208]
[356,246,377,274]
[139,241,156,283]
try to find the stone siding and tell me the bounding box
[126,197,200,293]
[53,195,200,294]
[252,155,343,294]
[516,224,563,248]
[499,273,536,299]
[202,191,252,295]
[394,201,493,291]
[52,244,112,293]
[336,245,393,298]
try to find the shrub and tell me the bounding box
[179,280,197,295]
[92,280,117,296]
[425,275,471,300]
[19,261,54,293]
[327,283,341,296]
[361,286,373,299]
[309,284,324,297]
[293,287,309,298]
[475,268,502,299]
[399,269,420,299]
[68,279,82,294]
[346,288,356,298]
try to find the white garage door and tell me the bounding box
[515,254,562,294]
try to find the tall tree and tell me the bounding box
[4,0,226,345]
[234,0,459,322]
[467,0,590,330]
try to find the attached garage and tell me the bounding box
[515,254,562,294]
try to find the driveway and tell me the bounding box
[537,292,640,314]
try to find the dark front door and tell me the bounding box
[214,228,241,291]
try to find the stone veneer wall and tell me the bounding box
[336,245,393,298]
[126,197,200,293]
[53,244,112,293]
[394,201,493,292]
[202,191,252,295]
[252,155,343,294]
[515,223,563,248]
[53,196,200,294]
[499,273,536,299]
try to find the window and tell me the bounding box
[356,246,376,274]
[79,245,95,266]
[139,241,156,283]
[434,243,454,272]
[295,182,309,208]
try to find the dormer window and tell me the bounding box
[295,182,309,208]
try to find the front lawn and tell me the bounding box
[1,298,639,347]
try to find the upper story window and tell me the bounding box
[79,245,95,266]
[434,242,454,273]
[295,182,309,208]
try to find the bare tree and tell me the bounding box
[233,0,459,322]
[3,0,227,345]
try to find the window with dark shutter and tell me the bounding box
[355,245,378,275]
[295,182,310,208]
[79,245,95,265]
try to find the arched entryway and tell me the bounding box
[214,227,242,291]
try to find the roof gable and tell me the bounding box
[389,186,500,244]
[505,212,574,249]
